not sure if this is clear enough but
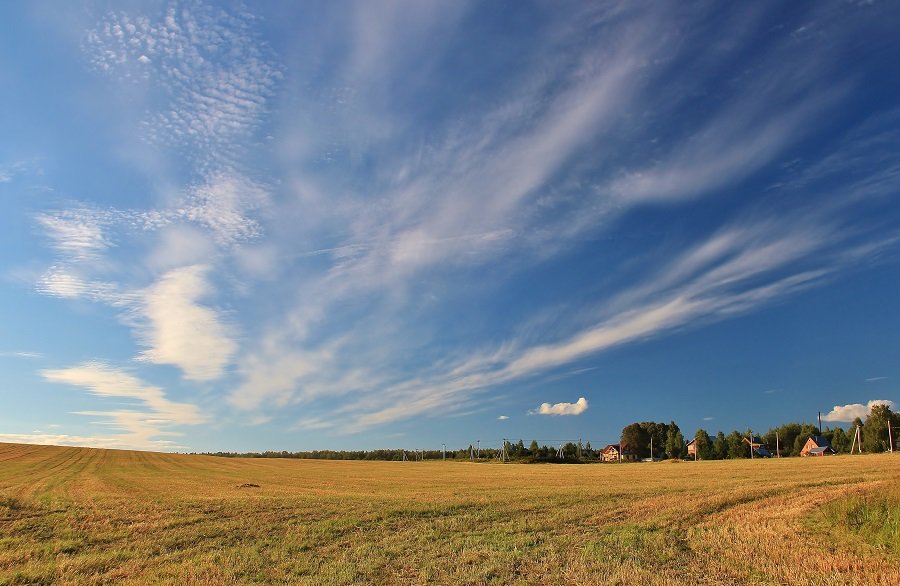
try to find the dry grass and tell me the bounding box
[1,442,898,585]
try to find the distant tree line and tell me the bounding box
[686,403,899,459]
[200,404,899,462]
[199,440,597,463]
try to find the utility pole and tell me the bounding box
[476,440,480,459]
[818,411,822,435]
[442,443,446,461]
[889,422,894,454]
[850,425,862,454]
[749,429,753,459]
[649,435,653,462]
[776,431,780,458]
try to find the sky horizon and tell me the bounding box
[1,1,899,453]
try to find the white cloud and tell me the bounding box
[36,266,129,304]
[497,415,509,420]
[530,397,588,416]
[176,173,268,246]
[0,160,33,183]
[36,209,113,263]
[866,376,888,382]
[0,432,172,450]
[41,362,206,450]
[137,265,237,381]
[84,2,281,169]
[609,88,845,205]
[822,399,895,423]
[0,351,43,359]
[145,225,216,272]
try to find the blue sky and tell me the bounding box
[1,1,899,452]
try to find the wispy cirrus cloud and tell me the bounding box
[41,362,207,449]
[296,203,897,433]
[218,1,900,435]
[0,351,43,359]
[0,432,155,450]
[29,1,276,394]
[35,209,113,263]
[11,1,900,450]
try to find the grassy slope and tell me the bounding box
[1,443,898,586]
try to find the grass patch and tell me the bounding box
[817,488,900,556]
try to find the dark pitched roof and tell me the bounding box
[809,435,832,448]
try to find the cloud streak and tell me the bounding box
[41,362,207,449]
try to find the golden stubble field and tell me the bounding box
[0,442,898,585]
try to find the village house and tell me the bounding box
[799,435,835,456]
[686,438,697,459]
[742,436,772,457]
[601,444,638,462]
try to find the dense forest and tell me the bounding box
[202,404,899,462]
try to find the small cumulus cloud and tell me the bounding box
[529,397,588,416]
[866,376,888,382]
[763,389,779,394]
[821,399,895,422]
[497,415,509,420]
[703,416,715,421]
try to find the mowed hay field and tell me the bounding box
[1,443,898,586]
